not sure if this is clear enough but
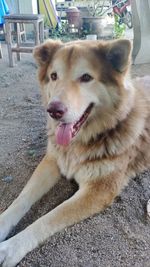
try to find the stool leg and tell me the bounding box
[21,23,26,42]
[5,21,14,67]
[0,43,3,58]
[39,20,44,43]
[34,21,40,45]
[16,23,21,61]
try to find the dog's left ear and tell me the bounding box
[105,39,132,73]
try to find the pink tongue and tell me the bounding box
[56,123,73,146]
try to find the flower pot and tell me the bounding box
[82,16,113,38]
[66,7,82,29]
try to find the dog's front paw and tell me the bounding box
[0,240,14,267]
[0,215,12,242]
[0,239,22,267]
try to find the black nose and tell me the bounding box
[47,101,68,120]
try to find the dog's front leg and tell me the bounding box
[0,155,60,242]
[0,175,124,267]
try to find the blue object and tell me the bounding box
[0,0,9,26]
[2,175,13,183]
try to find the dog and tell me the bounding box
[0,39,150,267]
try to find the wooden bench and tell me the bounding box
[4,14,44,67]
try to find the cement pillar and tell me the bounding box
[132,0,150,64]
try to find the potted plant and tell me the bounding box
[82,0,114,39]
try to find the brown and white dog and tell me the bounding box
[0,39,150,267]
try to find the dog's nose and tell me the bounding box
[47,101,68,120]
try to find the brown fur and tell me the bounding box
[0,39,150,267]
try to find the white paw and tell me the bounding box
[0,240,15,267]
[0,238,22,267]
[0,242,5,264]
[0,215,13,242]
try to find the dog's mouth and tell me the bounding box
[56,103,94,146]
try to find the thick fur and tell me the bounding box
[0,39,150,267]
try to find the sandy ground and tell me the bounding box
[0,43,150,267]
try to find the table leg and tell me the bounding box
[0,43,3,58]
[5,21,14,67]
[16,23,21,61]
[34,21,40,45]
[39,20,44,43]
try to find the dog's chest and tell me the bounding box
[49,142,81,179]
[57,151,78,179]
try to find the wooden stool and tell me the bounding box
[4,14,44,67]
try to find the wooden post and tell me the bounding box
[34,21,40,45]
[16,23,21,61]
[39,20,44,43]
[132,0,150,64]
[0,42,3,59]
[5,21,14,67]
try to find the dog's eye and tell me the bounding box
[51,72,58,81]
[80,73,93,83]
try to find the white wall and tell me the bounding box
[6,0,19,13]
[18,0,38,14]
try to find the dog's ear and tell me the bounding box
[33,39,62,66]
[105,39,132,73]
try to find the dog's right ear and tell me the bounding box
[105,39,132,73]
[33,39,62,66]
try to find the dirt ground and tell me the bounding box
[0,44,150,267]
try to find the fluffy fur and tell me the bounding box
[0,39,150,267]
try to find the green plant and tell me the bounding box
[114,14,126,38]
[86,0,112,17]
[48,21,78,42]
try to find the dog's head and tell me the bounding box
[33,39,133,146]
